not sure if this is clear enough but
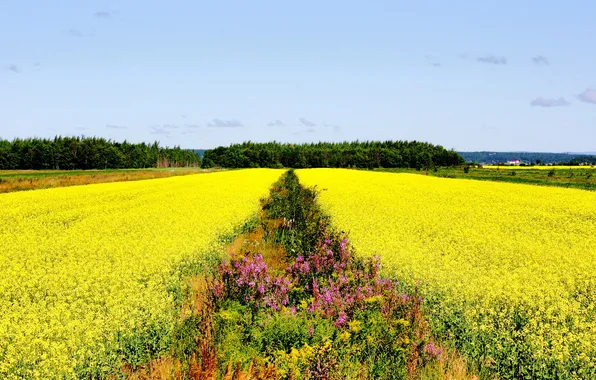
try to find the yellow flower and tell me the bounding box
[0,169,282,377]
[298,168,596,369]
[348,320,362,333]
[338,331,351,341]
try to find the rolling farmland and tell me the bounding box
[298,168,596,377]
[0,169,282,378]
[2,165,596,378]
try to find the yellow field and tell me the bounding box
[0,169,281,378]
[483,165,594,169]
[298,169,596,375]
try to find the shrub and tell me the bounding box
[209,170,433,378]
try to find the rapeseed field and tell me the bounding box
[298,169,596,378]
[483,165,594,169]
[0,169,281,378]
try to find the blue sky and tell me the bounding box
[1,0,595,151]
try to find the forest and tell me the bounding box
[0,138,465,171]
[201,141,464,169]
[0,136,201,170]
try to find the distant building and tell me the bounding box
[506,160,521,166]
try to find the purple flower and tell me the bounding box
[340,238,348,251]
[425,341,442,358]
[334,311,348,327]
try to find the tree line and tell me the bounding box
[0,136,201,170]
[201,141,464,169]
[459,151,596,165]
[565,156,596,165]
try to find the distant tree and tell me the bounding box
[459,152,593,165]
[0,136,200,170]
[202,141,464,169]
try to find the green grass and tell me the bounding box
[375,166,596,191]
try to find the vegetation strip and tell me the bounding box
[376,166,596,191]
[129,170,478,379]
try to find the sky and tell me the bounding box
[1,0,595,152]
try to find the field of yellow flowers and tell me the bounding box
[298,169,596,378]
[0,169,281,378]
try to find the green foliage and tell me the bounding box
[202,141,464,169]
[115,322,173,368]
[213,297,418,379]
[0,136,201,170]
[214,301,262,366]
[261,169,329,258]
[73,318,176,379]
[210,170,433,379]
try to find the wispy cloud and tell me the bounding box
[65,28,84,37]
[148,124,179,135]
[424,55,441,68]
[7,64,19,73]
[532,56,549,65]
[181,129,200,135]
[477,56,507,65]
[149,126,171,135]
[64,28,94,38]
[530,97,570,108]
[577,89,596,105]
[207,118,243,128]
[306,128,316,133]
[322,122,342,133]
[299,118,316,127]
[184,123,201,128]
[94,10,115,19]
[106,124,128,129]
[267,119,285,127]
[75,127,88,131]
